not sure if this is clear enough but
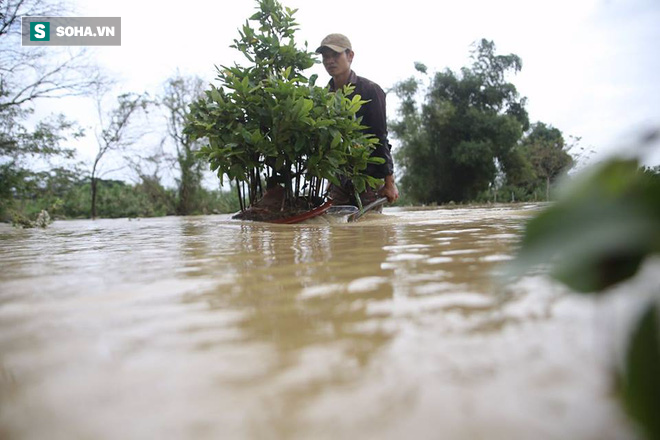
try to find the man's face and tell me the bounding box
[321,48,354,78]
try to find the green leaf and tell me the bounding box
[275,155,285,170]
[300,98,313,117]
[250,130,262,144]
[365,175,384,189]
[229,163,244,180]
[327,174,340,186]
[352,175,366,193]
[210,87,224,103]
[316,119,335,128]
[505,158,660,293]
[620,303,660,440]
[331,132,342,149]
[367,156,386,165]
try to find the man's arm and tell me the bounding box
[363,82,397,202]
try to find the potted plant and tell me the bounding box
[184,0,383,222]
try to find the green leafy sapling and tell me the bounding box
[184,0,381,219]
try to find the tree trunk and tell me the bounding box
[177,167,191,215]
[176,148,202,215]
[91,177,98,219]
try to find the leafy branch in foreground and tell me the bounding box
[506,134,660,439]
[509,158,659,292]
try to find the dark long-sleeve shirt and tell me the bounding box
[328,70,394,179]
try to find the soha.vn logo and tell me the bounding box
[29,21,116,40]
[30,22,50,41]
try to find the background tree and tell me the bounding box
[0,0,109,222]
[0,112,83,220]
[519,122,574,200]
[391,39,530,204]
[91,91,150,218]
[124,146,177,216]
[160,73,206,215]
[1,0,106,108]
[1,0,237,222]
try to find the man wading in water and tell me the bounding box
[250,33,398,218]
[316,33,399,210]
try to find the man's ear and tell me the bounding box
[347,50,355,63]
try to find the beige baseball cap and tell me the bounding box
[315,33,352,53]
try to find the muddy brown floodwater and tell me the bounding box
[0,205,653,439]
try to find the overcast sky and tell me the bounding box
[39,0,660,175]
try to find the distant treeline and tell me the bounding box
[1,171,240,224]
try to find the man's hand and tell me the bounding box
[379,174,399,203]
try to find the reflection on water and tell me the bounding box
[0,205,641,439]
